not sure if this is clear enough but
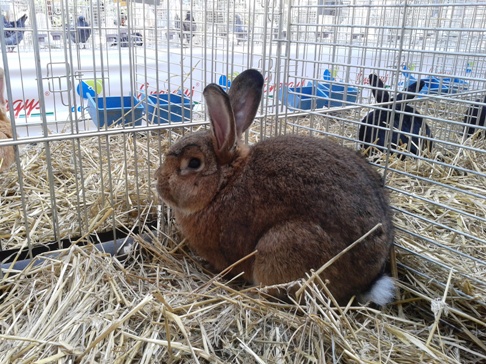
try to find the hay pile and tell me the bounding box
[0,104,485,362]
[0,209,484,363]
[0,131,170,251]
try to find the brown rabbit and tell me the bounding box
[156,69,395,305]
[0,67,14,172]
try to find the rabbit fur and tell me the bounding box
[0,67,14,172]
[463,95,486,138]
[359,73,433,159]
[156,69,395,305]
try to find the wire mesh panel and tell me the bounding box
[282,0,486,281]
[278,1,486,360]
[0,0,485,362]
[0,0,291,251]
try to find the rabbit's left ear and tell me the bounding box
[203,84,237,164]
[228,69,264,136]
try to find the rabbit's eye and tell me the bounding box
[188,158,201,169]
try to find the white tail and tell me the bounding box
[360,275,395,306]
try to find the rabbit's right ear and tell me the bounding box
[228,69,264,136]
[368,74,390,103]
[203,84,237,164]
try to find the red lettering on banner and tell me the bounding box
[6,99,41,118]
[358,71,389,85]
[264,80,304,93]
[141,80,309,97]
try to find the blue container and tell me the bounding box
[218,75,231,91]
[87,94,144,127]
[402,66,468,96]
[423,78,450,94]
[278,85,328,110]
[141,92,193,124]
[405,77,467,96]
[312,82,358,107]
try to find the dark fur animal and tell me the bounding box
[359,74,433,158]
[156,69,395,306]
[463,96,486,138]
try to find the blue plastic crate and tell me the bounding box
[311,69,359,107]
[401,66,468,96]
[278,85,328,110]
[218,75,231,91]
[140,92,193,124]
[311,82,358,107]
[404,76,467,96]
[87,95,144,127]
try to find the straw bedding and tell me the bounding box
[0,132,168,250]
[0,102,485,363]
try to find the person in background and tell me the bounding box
[234,14,247,45]
[70,15,91,49]
[182,11,196,43]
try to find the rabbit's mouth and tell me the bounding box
[155,174,175,208]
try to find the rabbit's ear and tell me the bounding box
[228,69,264,136]
[368,74,390,103]
[203,84,237,163]
[397,79,425,101]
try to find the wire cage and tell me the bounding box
[0,0,485,362]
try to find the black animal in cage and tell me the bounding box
[3,14,28,51]
[462,96,486,138]
[70,15,91,49]
[359,73,433,159]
